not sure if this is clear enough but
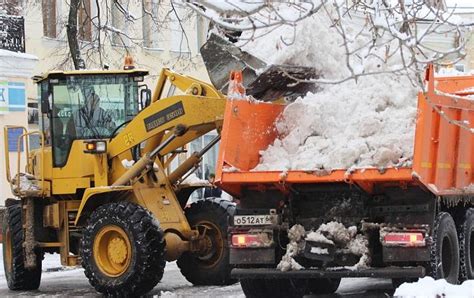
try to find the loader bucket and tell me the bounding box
[200,34,320,101]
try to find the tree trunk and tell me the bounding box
[67,0,85,70]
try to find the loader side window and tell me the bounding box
[50,75,139,167]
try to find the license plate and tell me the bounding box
[233,215,276,226]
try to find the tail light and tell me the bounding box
[231,233,272,248]
[382,232,425,247]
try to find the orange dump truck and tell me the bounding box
[216,67,474,297]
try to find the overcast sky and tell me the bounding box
[446,0,474,7]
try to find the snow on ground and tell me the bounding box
[0,246,399,297]
[394,277,474,297]
[243,3,419,171]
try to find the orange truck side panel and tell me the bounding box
[217,70,474,197]
[413,73,474,195]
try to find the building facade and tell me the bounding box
[0,0,216,205]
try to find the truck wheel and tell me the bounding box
[240,279,268,297]
[81,202,166,296]
[304,278,341,294]
[429,212,460,284]
[2,204,42,290]
[391,278,417,289]
[240,279,304,298]
[177,198,236,285]
[459,208,474,281]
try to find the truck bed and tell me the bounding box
[217,67,474,197]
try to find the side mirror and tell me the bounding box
[140,88,152,110]
[41,98,50,114]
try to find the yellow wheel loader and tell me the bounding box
[2,34,317,296]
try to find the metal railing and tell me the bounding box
[4,126,45,197]
[0,15,25,52]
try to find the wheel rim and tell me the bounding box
[93,225,132,277]
[441,235,453,276]
[4,227,12,273]
[195,220,224,268]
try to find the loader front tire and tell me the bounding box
[2,204,42,290]
[429,212,459,284]
[177,198,236,285]
[81,202,166,296]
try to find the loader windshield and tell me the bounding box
[46,74,139,167]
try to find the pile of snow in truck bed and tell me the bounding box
[241,4,419,171]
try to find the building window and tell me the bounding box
[170,4,189,53]
[0,0,21,15]
[78,0,92,42]
[111,0,132,46]
[142,0,163,49]
[7,127,24,152]
[42,0,57,38]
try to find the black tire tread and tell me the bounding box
[459,208,474,281]
[429,212,460,284]
[81,202,166,296]
[2,204,42,290]
[177,198,236,285]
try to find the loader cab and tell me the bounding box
[35,69,148,167]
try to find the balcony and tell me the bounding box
[0,15,25,52]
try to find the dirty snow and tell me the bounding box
[181,173,210,185]
[394,277,474,297]
[277,224,305,271]
[279,222,369,271]
[244,3,419,171]
[310,221,370,270]
[310,247,329,254]
[12,173,40,193]
[306,231,334,245]
[121,159,136,169]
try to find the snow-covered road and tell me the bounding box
[0,248,396,297]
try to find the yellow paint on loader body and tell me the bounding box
[3,67,227,270]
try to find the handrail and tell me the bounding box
[3,125,27,183]
[16,130,45,196]
[4,125,46,197]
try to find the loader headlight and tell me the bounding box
[84,140,107,154]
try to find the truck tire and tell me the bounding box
[177,198,236,285]
[305,278,341,294]
[429,212,459,284]
[240,279,269,297]
[391,278,417,289]
[81,202,166,296]
[459,208,474,281]
[240,279,300,298]
[241,278,339,298]
[2,204,42,290]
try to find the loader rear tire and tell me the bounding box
[459,208,474,281]
[2,204,42,290]
[429,212,459,284]
[177,198,236,285]
[81,202,166,296]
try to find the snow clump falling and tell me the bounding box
[243,4,419,171]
